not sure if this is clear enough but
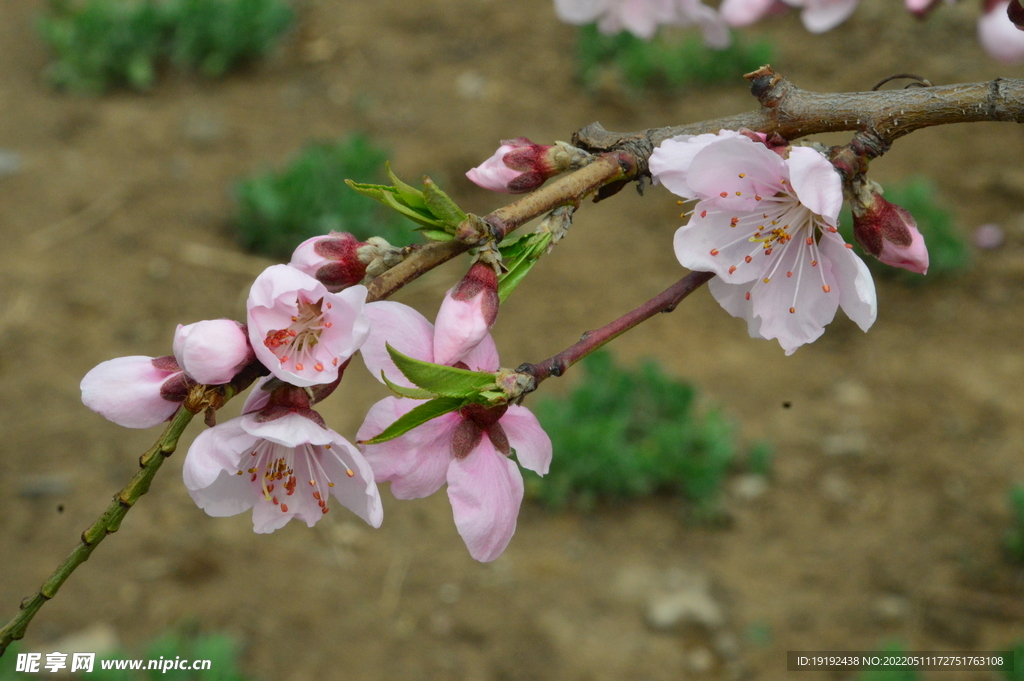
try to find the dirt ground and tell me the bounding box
[3,0,1024,678]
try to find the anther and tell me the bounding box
[272,496,279,505]
[700,210,707,218]
[332,358,338,366]
[806,237,813,245]
[787,271,793,277]
[845,244,853,249]
[822,284,831,293]
[735,191,742,196]
[789,307,796,314]
[744,256,752,263]
[328,482,335,487]
[745,292,751,300]
[720,192,728,198]
[321,507,329,514]
[763,277,770,283]
[315,362,324,372]
[729,266,737,274]
[710,249,720,256]
[739,173,746,178]
[755,195,762,201]
[811,260,818,266]
[295,363,304,371]
[281,504,289,512]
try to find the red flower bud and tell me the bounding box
[850,186,929,275]
[466,138,579,194]
[289,232,369,292]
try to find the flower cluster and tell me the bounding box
[551,0,1024,62]
[81,236,548,561]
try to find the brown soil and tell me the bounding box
[4,0,1024,678]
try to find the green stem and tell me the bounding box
[0,406,196,656]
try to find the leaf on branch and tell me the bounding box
[386,343,497,397]
[382,372,437,400]
[358,395,465,444]
[417,229,455,242]
[386,162,429,211]
[422,177,467,227]
[497,231,553,302]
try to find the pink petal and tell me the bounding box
[316,435,384,528]
[707,276,764,338]
[786,147,843,223]
[241,376,274,414]
[686,136,787,210]
[173,319,254,385]
[877,220,929,275]
[447,438,525,562]
[750,237,840,355]
[649,130,743,199]
[466,145,524,193]
[819,233,877,332]
[979,2,1024,62]
[183,418,258,516]
[361,301,435,388]
[357,397,459,499]
[610,0,677,37]
[720,0,778,25]
[460,332,500,372]
[673,208,764,284]
[251,498,294,534]
[554,0,609,24]
[80,356,182,428]
[499,405,552,475]
[433,290,492,366]
[241,411,335,448]
[797,0,859,32]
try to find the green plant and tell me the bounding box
[39,0,166,92]
[234,135,413,259]
[998,642,1024,681]
[839,177,971,283]
[524,351,735,511]
[1003,485,1024,563]
[90,631,251,681]
[37,0,292,92]
[577,24,773,92]
[167,0,292,76]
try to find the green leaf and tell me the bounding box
[497,231,553,302]
[417,229,455,242]
[380,190,445,228]
[387,343,496,396]
[345,179,393,202]
[382,372,437,400]
[359,395,465,444]
[386,162,429,211]
[422,177,467,227]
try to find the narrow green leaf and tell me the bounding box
[386,162,429,211]
[379,190,445,228]
[387,343,496,396]
[358,396,465,444]
[345,179,393,202]
[422,177,468,227]
[497,232,552,302]
[382,372,437,400]
[416,229,455,242]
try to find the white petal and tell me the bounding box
[786,147,843,222]
[707,277,763,338]
[360,301,435,388]
[819,233,877,332]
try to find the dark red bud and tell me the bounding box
[312,233,369,291]
[159,372,193,402]
[452,262,500,327]
[851,193,912,257]
[1009,0,1024,29]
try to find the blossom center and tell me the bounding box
[263,297,332,371]
[238,439,355,516]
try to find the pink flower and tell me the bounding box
[650,133,876,355]
[979,1,1024,61]
[247,264,370,388]
[357,300,551,562]
[183,380,382,533]
[720,0,787,26]
[554,0,728,45]
[433,262,500,366]
[81,355,192,428]
[720,0,857,31]
[289,232,370,292]
[850,186,929,275]
[173,319,254,385]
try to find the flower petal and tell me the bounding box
[173,319,254,385]
[686,136,787,210]
[978,1,1024,62]
[447,438,525,562]
[434,290,492,367]
[786,146,842,223]
[361,301,435,388]
[357,397,459,500]
[80,356,182,429]
[499,405,553,475]
[317,435,384,528]
[798,0,859,32]
[183,418,258,517]
[554,0,609,24]
[819,232,877,332]
[649,130,743,198]
[707,276,764,339]
[241,411,334,447]
[460,332,500,372]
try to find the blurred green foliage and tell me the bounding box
[1003,484,1024,563]
[524,351,743,512]
[234,135,412,259]
[839,177,971,283]
[577,24,773,92]
[999,643,1024,681]
[38,0,291,92]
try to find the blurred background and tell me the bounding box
[3,0,1024,678]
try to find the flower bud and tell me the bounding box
[433,261,500,366]
[173,319,255,385]
[1009,0,1024,29]
[466,138,578,194]
[289,232,370,292]
[850,183,929,275]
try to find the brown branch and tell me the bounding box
[574,66,1024,165]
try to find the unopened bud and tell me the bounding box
[433,261,500,366]
[289,232,369,292]
[466,138,588,194]
[1010,0,1024,29]
[850,181,929,275]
